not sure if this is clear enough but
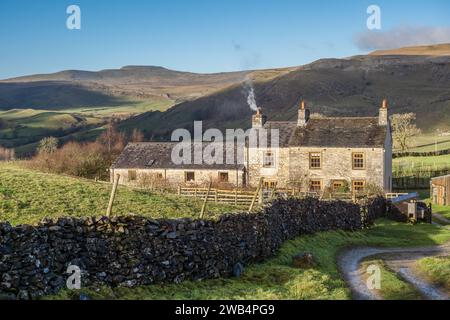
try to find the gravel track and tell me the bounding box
[338,243,450,300]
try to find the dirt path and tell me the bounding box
[338,243,450,300]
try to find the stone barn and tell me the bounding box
[111,142,246,188]
[431,174,450,206]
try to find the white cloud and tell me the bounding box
[354,26,450,51]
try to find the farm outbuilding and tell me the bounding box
[431,174,450,206]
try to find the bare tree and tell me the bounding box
[98,119,126,156]
[391,113,421,152]
[0,147,15,161]
[38,137,58,154]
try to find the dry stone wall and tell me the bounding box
[0,197,386,300]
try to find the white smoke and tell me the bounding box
[244,77,258,111]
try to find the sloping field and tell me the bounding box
[0,163,236,226]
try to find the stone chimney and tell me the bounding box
[379,99,389,126]
[297,100,310,127]
[252,108,267,128]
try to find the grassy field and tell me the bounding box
[394,133,450,153]
[393,154,450,175]
[414,256,450,294]
[392,155,450,177]
[360,259,422,300]
[1,162,449,300]
[0,99,174,153]
[48,220,450,300]
[0,162,236,226]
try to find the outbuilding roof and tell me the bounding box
[111,142,245,170]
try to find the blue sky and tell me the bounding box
[1,0,449,79]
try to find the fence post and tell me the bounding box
[177,185,181,195]
[106,174,120,218]
[258,185,264,205]
[235,189,238,206]
[199,182,212,219]
[249,178,263,212]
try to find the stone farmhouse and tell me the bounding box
[111,100,392,193]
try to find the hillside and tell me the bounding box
[120,54,450,139]
[0,66,292,109]
[370,43,450,56]
[3,44,450,154]
[0,163,235,225]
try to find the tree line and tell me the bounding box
[26,120,144,180]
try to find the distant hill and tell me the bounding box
[370,43,450,56]
[0,66,291,109]
[119,54,450,138]
[3,44,450,155]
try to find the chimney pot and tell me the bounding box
[300,100,305,110]
[252,107,266,128]
[379,99,389,126]
[297,100,310,127]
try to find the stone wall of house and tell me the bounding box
[383,129,393,191]
[247,148,290,187]
[289,147,385,190]
[247,147,387,191]
[111,168,245,188]
[0,197,386,300]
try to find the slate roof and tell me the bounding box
[113,117,388,169]
[111,142,245,170]
[264,117,388,148]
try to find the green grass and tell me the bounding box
[432,204,450,220]
[414,256,450,293]
[394,133,450,153]
[47,220,450,300]
[0,162,236,226]
[0,99,174,153]
[393,154,450,175]
[360,259,422,300]
[63,100,174,116]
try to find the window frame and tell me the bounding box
[332,180,346,191]
[218,172,229,183]
[352,152,365,170]
[185,171,195,183]
[309,179,322,192]
[309,152,322,169]
[352,179,366,193]
[263,150,275,168]
[263,180,278,189]
[128,170,137,182]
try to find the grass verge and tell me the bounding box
[433,205,450,220]
[360,259,422,300]
[413,256,450,294]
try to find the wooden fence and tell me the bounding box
[178,187,258,206]
[177,186,369,207]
